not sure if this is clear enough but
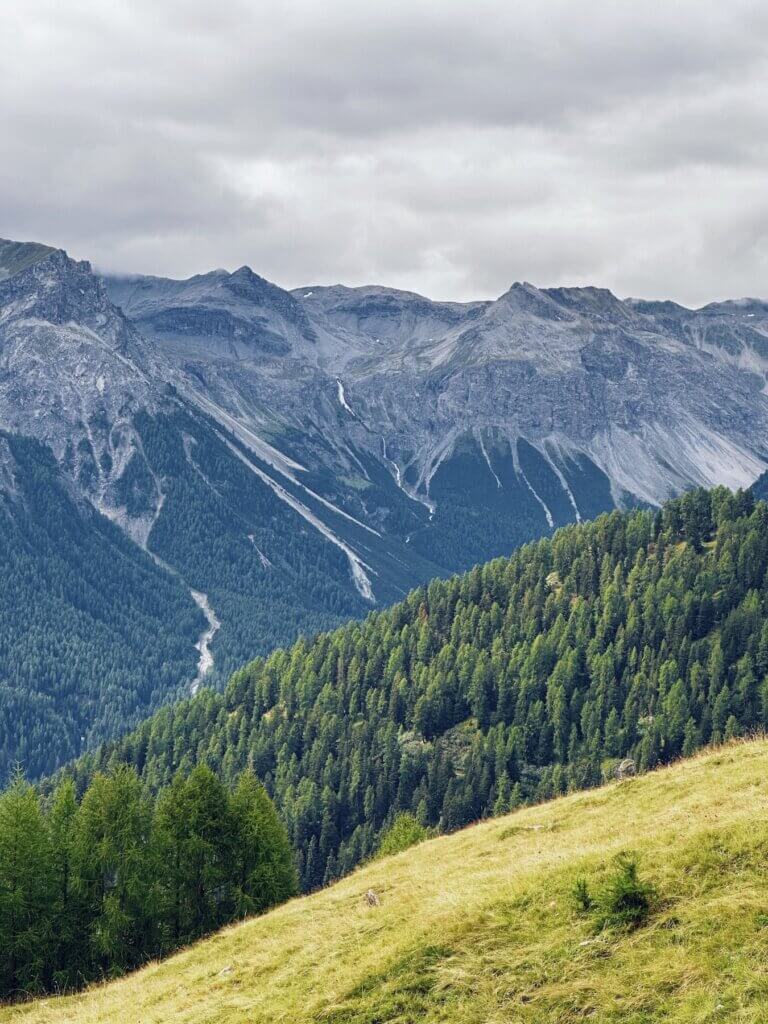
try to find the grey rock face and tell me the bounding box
[102,268,768,530]
[107,266,332,363]
[3,237,768,614]
[300,279,768,511]
[0,244,169,543]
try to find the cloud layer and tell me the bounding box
[2,0,768,303]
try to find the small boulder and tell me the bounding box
[364,889,381,907]
[615,758,637,780]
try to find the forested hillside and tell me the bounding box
[64,486,768,891]
[0,433,203,780]
[130,406,372,676]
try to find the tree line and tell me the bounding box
[0,763,296,1001]
[62,486,768,893]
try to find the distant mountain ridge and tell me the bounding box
[107,263,768,509]
[104,258,768,569]
[1,234,768,776]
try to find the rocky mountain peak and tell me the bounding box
[490,281,573,321]
[543,285,639,324]
[699,296,768,317]
[0,237,57,281]
[0,245,133,343]
[225,264,309,323]
[103,261,324,362]
[0,240,165,533]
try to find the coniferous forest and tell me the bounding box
[0,763,296,1000]
[62,486,768,894]
[0,434,205,781]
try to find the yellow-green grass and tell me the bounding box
[8,741,768,1023]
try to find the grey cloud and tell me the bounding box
[1,0,768,305]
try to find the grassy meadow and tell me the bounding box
[6,740,768,1023]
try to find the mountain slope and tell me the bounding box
[11,739,768,1023]
[4,234,768,779]
[0,432,204,779]
[63,486,768,890]
[0,244,446,775]
[106,267,768,575]
[751,469,768,502]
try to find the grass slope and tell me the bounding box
[8,740,768,1023]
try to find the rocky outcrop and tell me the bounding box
[0,242,169,536]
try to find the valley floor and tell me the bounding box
[8,740,768,1023]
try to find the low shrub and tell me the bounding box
[571,876,593,913]
[573,853,656,930]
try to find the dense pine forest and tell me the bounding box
[0,433,204,781]
[0,763,295,1000]
[61,485,768,892]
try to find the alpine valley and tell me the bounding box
[2,235,768,778]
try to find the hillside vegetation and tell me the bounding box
[8,740,768,1022]
[65,486,768,890]
[0,765,296,1000]
[0,433,203,780]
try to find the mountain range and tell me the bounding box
[2,235,768,776]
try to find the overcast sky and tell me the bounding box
[2,1,768,304]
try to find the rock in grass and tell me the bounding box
[616,758,637,780]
